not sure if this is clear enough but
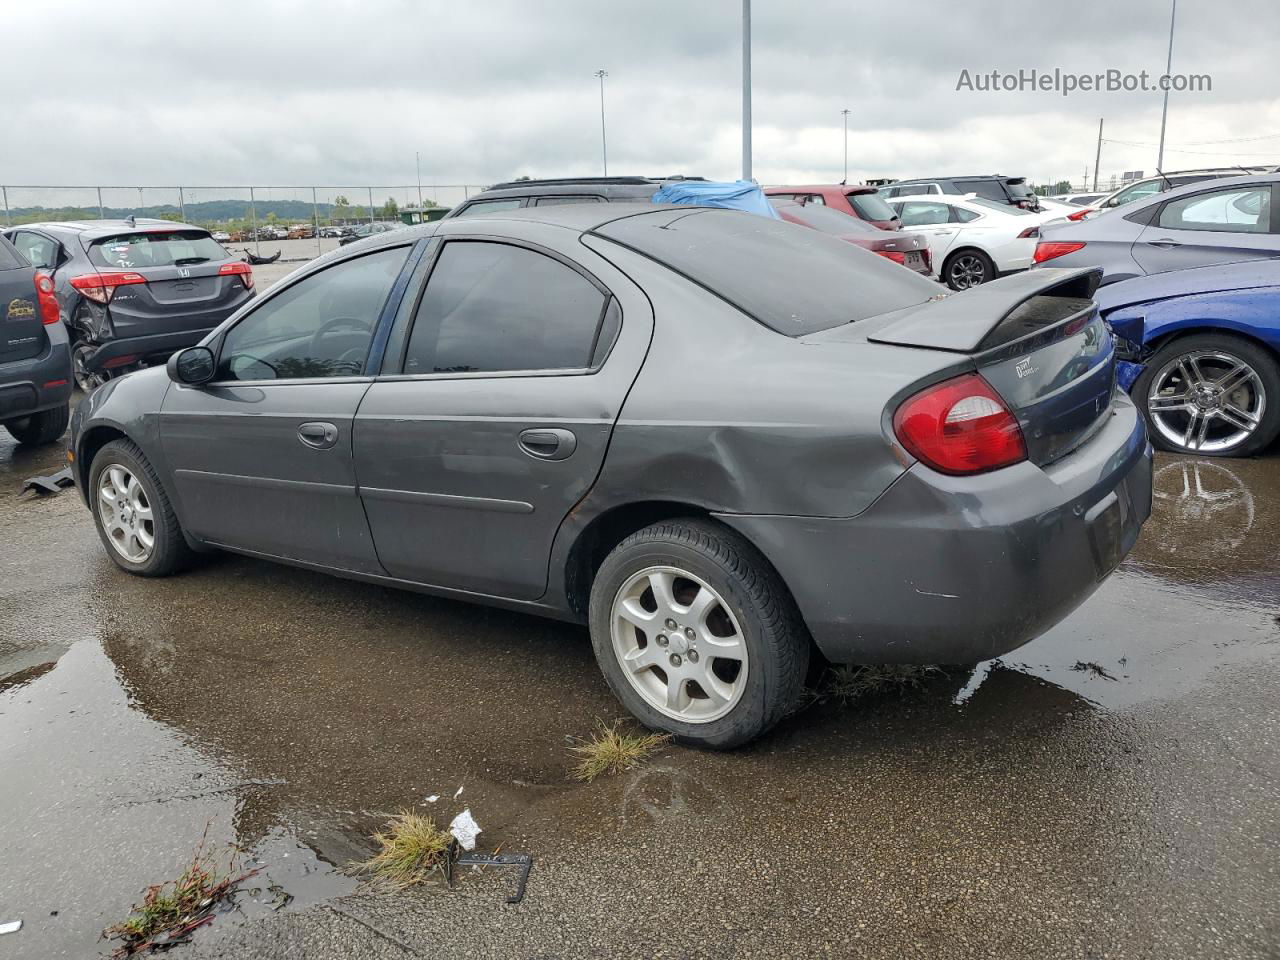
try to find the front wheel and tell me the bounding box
[89,439,195,576]
[943,249,995,290]
[1133,333,1280,457]
[588,519,809,749]
[4,403,70,445]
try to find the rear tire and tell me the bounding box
[4,403,70,445]
[1133,333,1280,457]
[588,518,809,750]
[89,439,195,577]
[943,249,995,290]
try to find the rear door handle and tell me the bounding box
[1145,238,1182,248]
[518,427,577,461]
[298,421,338,450]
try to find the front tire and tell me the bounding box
[4,403,70,445]
[588,519,809,749]
[89,439,194,576]
[943,249,995,290]
[1133,333,1280,457]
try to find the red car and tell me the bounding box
[770,200,931,275]
[763,184,900,229]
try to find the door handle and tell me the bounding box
[298,421,339,450]
[1145,238,1182,248]
[518,427,577,461]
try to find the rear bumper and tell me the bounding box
[84,328,215,371]
[718,392,1152,665]
[0,334,73,420]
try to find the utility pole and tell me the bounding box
[1093,118,1104,192]
[594,70,609,176]
[841,108,851,182]
[742,0,752,181]
[415,152,424,219]
[1156,0,1177,171]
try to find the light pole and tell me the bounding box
[742,0,752,181]
[415,151,424,219]
[594,69,609,176]
[841,108,850,182]
[1156,0,1177,171]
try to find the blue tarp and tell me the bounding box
[650,180,781,219]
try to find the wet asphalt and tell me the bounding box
[1,306,1278,958]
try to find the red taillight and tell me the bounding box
[33,272,60,324]
[1067,208,1091,221]
[1017,226,1040,239]
[877,250,907,264]
[893,373,1027,475]
[219,260,255,289]
[69,271,147,304]
[103,354,139,369]
[1033,241,1086,264]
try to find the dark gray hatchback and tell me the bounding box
[69,205,1152,747]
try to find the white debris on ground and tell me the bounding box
[449,809,482,851]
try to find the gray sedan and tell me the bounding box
[1034,173,1278,284]
[68,206,1151,747]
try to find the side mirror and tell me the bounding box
[167,346,216,386]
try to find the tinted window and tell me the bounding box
[1109,180,1164,207]
[778,202,876,235]
[89,230,227,268]
[404,241,608,374]
[0,236,26,270]
[898,201,951,226]
[1004,180,1036,201]
[956,179,1008,202]
[1157,186,1272,233]
[801,194,826,206]
[969,197,1032,215]
[595,209,937,337]
[953,207,980,223]
[847,192,896,222]
[454,198,525,218]
[11,232,57,269]
[533,196,604,206]
[217,247,409,381]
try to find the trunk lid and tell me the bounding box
[863,267,1116,466]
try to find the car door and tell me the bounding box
[1132,184,1277,275]
[161,243,415,572]
[353,233,653,600]
[892,201,962,274]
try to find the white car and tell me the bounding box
[885,194,1058,290]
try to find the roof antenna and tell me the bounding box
[1153,169,1173,190]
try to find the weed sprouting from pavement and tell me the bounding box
[1071,660,1118,681]
[102,829,258,957]
[827,664,944,703]
[571,721,671,782]
[355,811,453,888]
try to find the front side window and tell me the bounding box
[1157,186,1272,233]
[453,198,525,218]
[1109,180,1163,207]
[897,201,951,226]
[216,246,410,381]
[403,241,608,374]
[12,231,57,269]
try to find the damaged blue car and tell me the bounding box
[1099,259,1280,457]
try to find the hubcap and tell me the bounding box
[1147,350,1265,453]
[949,255,986,289]
[610,566,748,723]
[96,464,155,563]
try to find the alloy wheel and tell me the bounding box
[947,254,987,289]
[610,566,749,723]
[97,464,155,563]
[1146,350,1265,453]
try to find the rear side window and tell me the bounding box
[897,201,951,226]
[594,209,937,337]
[0,236,23,270]
[533,196,604,206]
[90,230,226,269]
[847,192,896,222]
[453,198,525,218]
[1157,186,1273,233]
[403,241,609,374]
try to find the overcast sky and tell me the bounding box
[4,0,1280,206]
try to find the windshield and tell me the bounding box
[969,197,1032,215]
[847,192,897,222]
[89,230,227,269]
[595,209,938,337]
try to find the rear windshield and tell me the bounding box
[970,197,1033,215]
[775,201,877,235]
[594,209,938,337]
[1004,179,1036,200]
[847,192,896,222]
[88,230,227,269]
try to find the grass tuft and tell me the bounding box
[103,833,257,957]
[355,811,453,888]
[571,721,671,782]
[827,664,943,703]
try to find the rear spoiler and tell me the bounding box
[865,267,1103,353]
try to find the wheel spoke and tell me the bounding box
[664,678,692,713]
[617,597,656,630]
[699,671,735,706]
[623,644,661,673]
[1182,411,1202,448]
[700,633,746,662]
[134,502,154,523]
[1216,363,1255,395]
[1148,393,1190,411]
[646,571,678,617]
[98,484,116,507]
[109,467,130,498]
[683,586,718,626]
[136,525,155,550]
[1216,404,1258,432]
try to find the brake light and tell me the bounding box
[33,272,60,324]
[1033,241,1086,264]
[69,271,146,304]
[1017,226,1040,239]
[1067,208,1091,221]
[877,251,907,264]
[218,260,255,290]
[893,373,1027,475]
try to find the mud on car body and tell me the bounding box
[70,205,1152,748]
